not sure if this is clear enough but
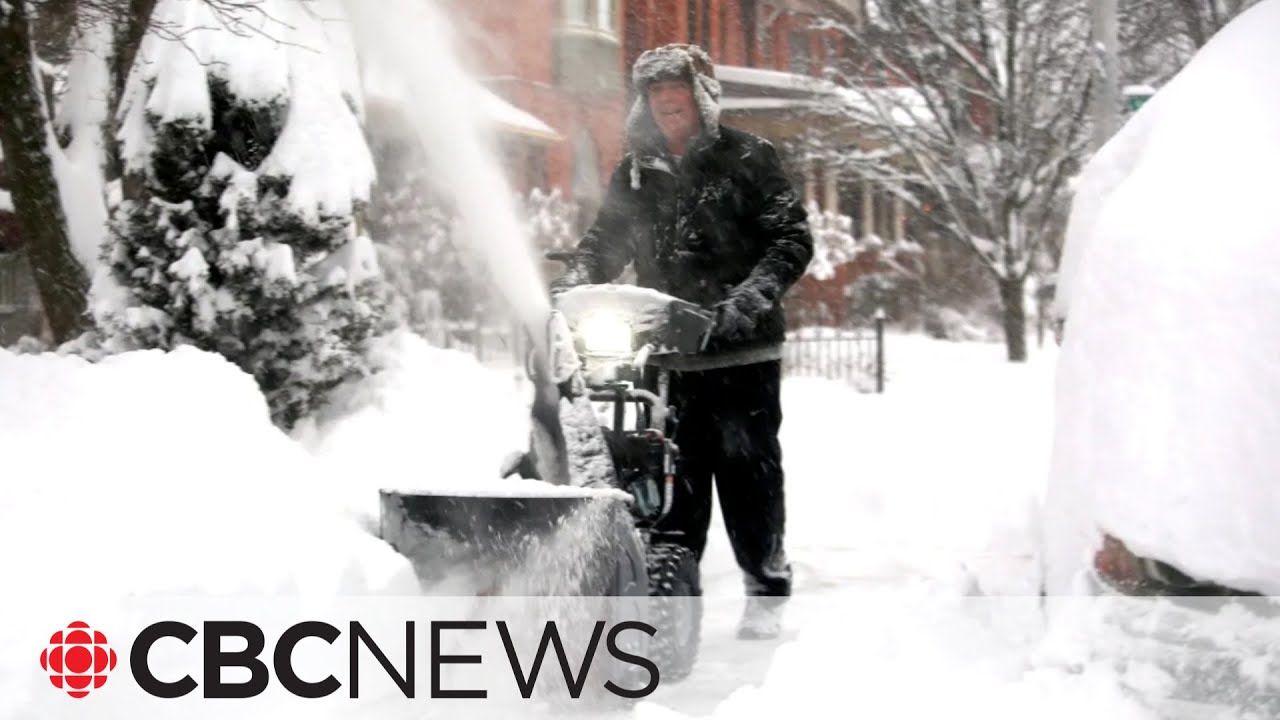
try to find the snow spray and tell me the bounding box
[340,0,552,355]
[340,0,577,486]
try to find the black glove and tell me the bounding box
[710,284,771,343]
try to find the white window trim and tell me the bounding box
[564,0,589,25]
[563,0,617,37]
[597,0,614,33]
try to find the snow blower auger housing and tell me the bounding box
[378,269,715,685]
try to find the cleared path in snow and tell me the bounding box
[641,335,1061,716]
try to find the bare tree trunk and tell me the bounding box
[998,275,1028,362]
[1092,0,1120,150]
[0,0,88,343]
[107,0,158,184]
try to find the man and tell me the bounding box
[550,44,814,639]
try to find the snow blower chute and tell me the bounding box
[379,269,715,681]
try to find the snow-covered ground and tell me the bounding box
[304,327,1076,718]
[637,334,1145,718]
[1,326,1166,719]
[0,343,420,720]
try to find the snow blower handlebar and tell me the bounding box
[545,250,716,361]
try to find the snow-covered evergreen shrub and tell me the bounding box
[90,0,393,430]
[364,118,582,347]
[522,187,577,252]
[805,201,861,282]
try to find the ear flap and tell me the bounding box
[624,96,651,188]
[692,73,722,141]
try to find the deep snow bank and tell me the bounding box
[0,344,417,716]
[0,345,414,597]
[1046,0,1280,595]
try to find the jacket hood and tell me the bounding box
[624,44,722,188]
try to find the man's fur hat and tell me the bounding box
[624,43,722,187]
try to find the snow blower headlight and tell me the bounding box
[579,312,633,356]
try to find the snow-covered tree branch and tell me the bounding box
[804,201,860,283]
[809,0,1094,361]
[0,0,307,344]
[84,0,395,429]
[1120,0,1260,86]
[0,0,399,427]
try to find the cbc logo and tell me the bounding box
[39,622,118,698]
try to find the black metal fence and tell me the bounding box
[422,315,888,393]
[419,318,531,373]
[782,317,886,392]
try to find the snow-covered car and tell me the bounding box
[1042,1,1280,716]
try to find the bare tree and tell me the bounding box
[0,0,90,342]
[1167,0,1259,47]
[1120,0,1261,86]
[809,0,1094,362]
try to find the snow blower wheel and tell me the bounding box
[645,542,702,682]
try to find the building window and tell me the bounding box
[564,0,617,35]
[754,6,770,66]
[599,0,614,34]
[565,0,589,24]
[625,3,647,74]
[720,1,732,61]
[556,0,623,91]
[572,129,603,234]
[528,146,549,193]
[685,0,715,50]
[788,29,811,75]
[821,31,843,77]
[701,0,712,49]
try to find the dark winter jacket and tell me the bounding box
[554,46,814,364]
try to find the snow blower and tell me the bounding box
[379,264,715,682]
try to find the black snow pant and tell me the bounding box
[651,359,792,598]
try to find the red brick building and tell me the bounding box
[442,0,901,225]
[384,0,924,331]
[444,0,630,231]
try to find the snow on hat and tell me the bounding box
[624,44,722,188]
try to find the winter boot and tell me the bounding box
[736,596,785,640]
